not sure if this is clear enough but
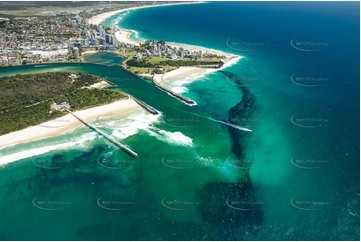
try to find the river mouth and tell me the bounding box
[0,0,359,240]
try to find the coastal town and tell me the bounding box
[0,1,229,70]
[0,9,119,65]
[0,1,232,73]
[0,1,241,147]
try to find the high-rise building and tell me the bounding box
[73,47,79,59]
[74,15,82,24]
[105,34,114,44]
[97,37,106,45]
[97,25,106,37]
[178,49,184,58]
[108,35,114,44]
[90,38,97,45]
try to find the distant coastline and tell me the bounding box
[86,2,204,26]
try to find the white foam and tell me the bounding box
[98,111,161,140]
[166,56,243,94]
[147,128,193,146]
[111,12,129,29]
[131,30,140,40]
[158,130,193,146]
[0,144,67,166]
[96,110,193,147]
[100,111,193,146]
[0,132,97,166]
[171,86,188,93]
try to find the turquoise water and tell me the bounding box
[0,2,359,240]
[83,51,123,65]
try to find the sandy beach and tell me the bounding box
[0,98,142,150]
[0,1,242,150]
[154,67,207,84]
[87,1,238,59]
[154,55,242,87]
[87,2,206,48]
[87,2,204,26]
[114,30,138,46]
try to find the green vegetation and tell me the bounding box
[128,66,176,75]
[119,50,138,58]
[0,72,127,135]
[126,58,222,68]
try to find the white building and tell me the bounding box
[73,47,79,59]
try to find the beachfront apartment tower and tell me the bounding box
[73,47,79,59]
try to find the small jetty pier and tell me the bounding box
[129,95,160,115]
[152,78,197,106]
[68,110,138,158]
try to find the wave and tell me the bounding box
[147,129,193,146]
[110,11,130,29]
[102,111,161,139]
[129,29,140,41]
[0,132,97,166]
[98,110,193,146]
[164,56,243,94]
[157,130,193,146]
[170,86,188,94]
[0,111,160,166]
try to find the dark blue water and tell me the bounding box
[0,2,358,240]
[116,2,360,240]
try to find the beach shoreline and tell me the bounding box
[87,1,243,104]
[153,55,242,92]
[0,2,241,152]
[87,2,204,26]
[87,1,238,59]
[0,98,142,151]
[155,55,242,81]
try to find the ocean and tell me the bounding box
[0,2,359,240]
